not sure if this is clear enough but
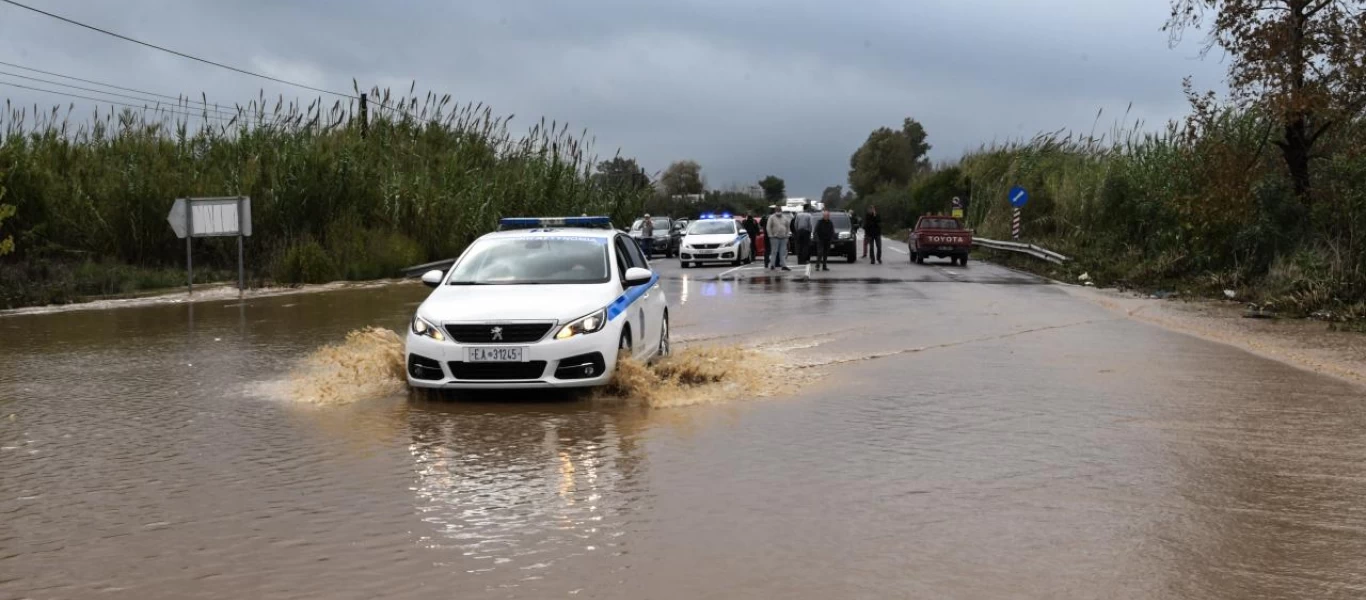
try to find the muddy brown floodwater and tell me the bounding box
[3,252,1366,599]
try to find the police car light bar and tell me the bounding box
[498,216,613,230]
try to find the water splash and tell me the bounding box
[594,346,816,408]
[273,327,817,407]
[285,327,407,405]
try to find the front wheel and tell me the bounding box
[656,313,670,360]
[909,251,917,263]
[846,252,856,264]
[619,328,633,355]
[680,261,690,269]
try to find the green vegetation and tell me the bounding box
[659,160,705,197]
[0,177,13,256]
[847,109,1365,319]
[848,118,931,198]
[0,88,652,308]
[841,1,1366,321]
[959,110,1366,319]
[758,176,786,204]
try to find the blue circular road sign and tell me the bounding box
[1008,186,1029,208]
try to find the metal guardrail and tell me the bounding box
[400,258,458,278]
[973,237,1070,264]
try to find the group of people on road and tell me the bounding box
[733,203,885,272]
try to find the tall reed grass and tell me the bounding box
[0,85,651,307]
[859,107,1366,317]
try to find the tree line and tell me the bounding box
[830,0,1366,319]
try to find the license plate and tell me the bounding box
[939,246,955,251]
[466,347,525,362]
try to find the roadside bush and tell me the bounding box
[272,240,337,285]
[950,109,1366,316]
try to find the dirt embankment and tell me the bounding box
[1070,286,1366,388]
[0,279,417,318]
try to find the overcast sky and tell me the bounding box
[0,0,1227,197]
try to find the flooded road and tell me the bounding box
[4,247,1366,599]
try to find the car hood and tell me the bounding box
[418,283,616,323]
[684,233,741,245]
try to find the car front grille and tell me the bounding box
[444,322,554,344]
[448,361,548,381]
[692,244,721,250]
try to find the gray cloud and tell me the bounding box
[0,0,1225,196]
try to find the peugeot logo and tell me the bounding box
[490,326,504,341]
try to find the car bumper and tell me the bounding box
[405,323,624,389]
[681,248,742,262]
[914,245,970,256]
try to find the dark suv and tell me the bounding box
[629,216,682,258]
[800,211,857,263]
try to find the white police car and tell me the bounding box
[679,214,752,268]
[406,217,669,389]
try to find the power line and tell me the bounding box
[0,59,220,108]
[0,68,241,118]
[0,79,252,124]
[0,0,390,111]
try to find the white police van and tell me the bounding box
[406,217,669,389]
[679,214,752,268]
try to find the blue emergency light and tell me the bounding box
[497,216,613,231]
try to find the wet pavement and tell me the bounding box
[4,241,1366,599]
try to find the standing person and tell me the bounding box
[766,207,791,271]
[760,206,777,268]
[864,205,883,264]
[814,210,835,272]
[741,212,761,262]
[639,213,654,257]
[793,206,814,265]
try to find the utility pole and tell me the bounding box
[359,93,368,139]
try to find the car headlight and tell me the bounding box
[411,315,447,341]
[555,309,607,340]
[838,231,852,239]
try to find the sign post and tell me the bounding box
[168,196,253,296]
[951,196,964,220]
[1008,186,1029,240]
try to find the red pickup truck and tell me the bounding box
[908,216,972,266]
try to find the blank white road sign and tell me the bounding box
[168,197,252,238]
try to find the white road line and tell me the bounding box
[718,265,748,278]
[805,263,812,278]
[883,237,909,254]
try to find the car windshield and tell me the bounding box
[921,218,962,229]
[631,218,670,233]
[688,220,736,235]
[447,237,610,284]
[824,214,852,230]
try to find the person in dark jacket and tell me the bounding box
[741,212,761,261]
[814,210,835,271]
[864,205,883,264]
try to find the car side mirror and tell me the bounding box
[623,267,655,287]
[421,269,445,288]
